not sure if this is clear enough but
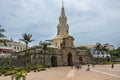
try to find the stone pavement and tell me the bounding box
[0,64,120,80]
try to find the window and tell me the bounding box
[14,47,16,49]
[55,42,57,46]
[17,47,19,50]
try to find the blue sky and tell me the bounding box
[0,0,120,48]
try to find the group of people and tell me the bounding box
[70,62,90,71]
[70,62,114,71]
[70,62,82,70]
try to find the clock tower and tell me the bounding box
[52,1,74,49]
[57,1,69,36]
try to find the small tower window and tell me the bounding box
[55,42,57,46]
[17,47,19,50]
[14,47,16,49]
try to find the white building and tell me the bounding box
[80,44,113,58]
[0,39,26,52]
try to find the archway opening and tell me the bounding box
[68,53,73,66]
[51,56,57,67]
[79,56,83,64]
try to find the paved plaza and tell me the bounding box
[0,64,120,80]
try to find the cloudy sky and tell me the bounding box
[0,0,120,48]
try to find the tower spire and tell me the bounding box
[61,0,65,16]
[59,0,67,25]
[62,0,64,7]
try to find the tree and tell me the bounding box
[76,46,87,50]
[0,57,11,67]
[110,47,120,61]
[94,43,102,55]
[0,25,7,46]
[41,42,47,67]
[117,47,120,54]
[20,33,34,67]
[94,43,103,63]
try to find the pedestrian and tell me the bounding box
[76,63,79,70]
[71,62,73,69]
[92,63,95,68]
[79,63,81,69]
[86,64,90,71]
[111,63,114,69]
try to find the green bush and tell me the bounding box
[0,69,6,74]
[26,65,32,70]
[4,70,17,76]
[32,65,43,70]
[3,66,11,70]
[37,68,46,72]
[12,70,27,80]
[45,65,50,68]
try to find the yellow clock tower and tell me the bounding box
[52,1,74,49]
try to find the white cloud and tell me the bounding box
[0,0,120,47]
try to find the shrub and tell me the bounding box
[4,70,18,76]
[12,70,27,80]
[3,66,11,70]
[0,69,6,74]
[45,65,50,68]
[26,70,30,73]
[26,65,32,71]
[37,68,46,72]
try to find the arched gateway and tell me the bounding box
[79,56,83,64]
[51,56,57,67]
[68,53,73,66]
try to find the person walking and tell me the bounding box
[86,64,90,71]
[92,63,95,68]
[111,63,114,69]
[76,63,80,70]
[71,62,73,69]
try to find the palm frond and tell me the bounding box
[0,39,7,46]
[20,33,34,46]
[0,33,6,38]
[0,28,5,32]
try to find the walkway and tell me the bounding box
[0,64,120,80]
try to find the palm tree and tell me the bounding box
[102,44,108,55]
[0,25,7,46]
[41,42,47,67]
[20,33,34,67]
[94,43,102,63]
[95,43,102,55]
[0,39,7,46]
